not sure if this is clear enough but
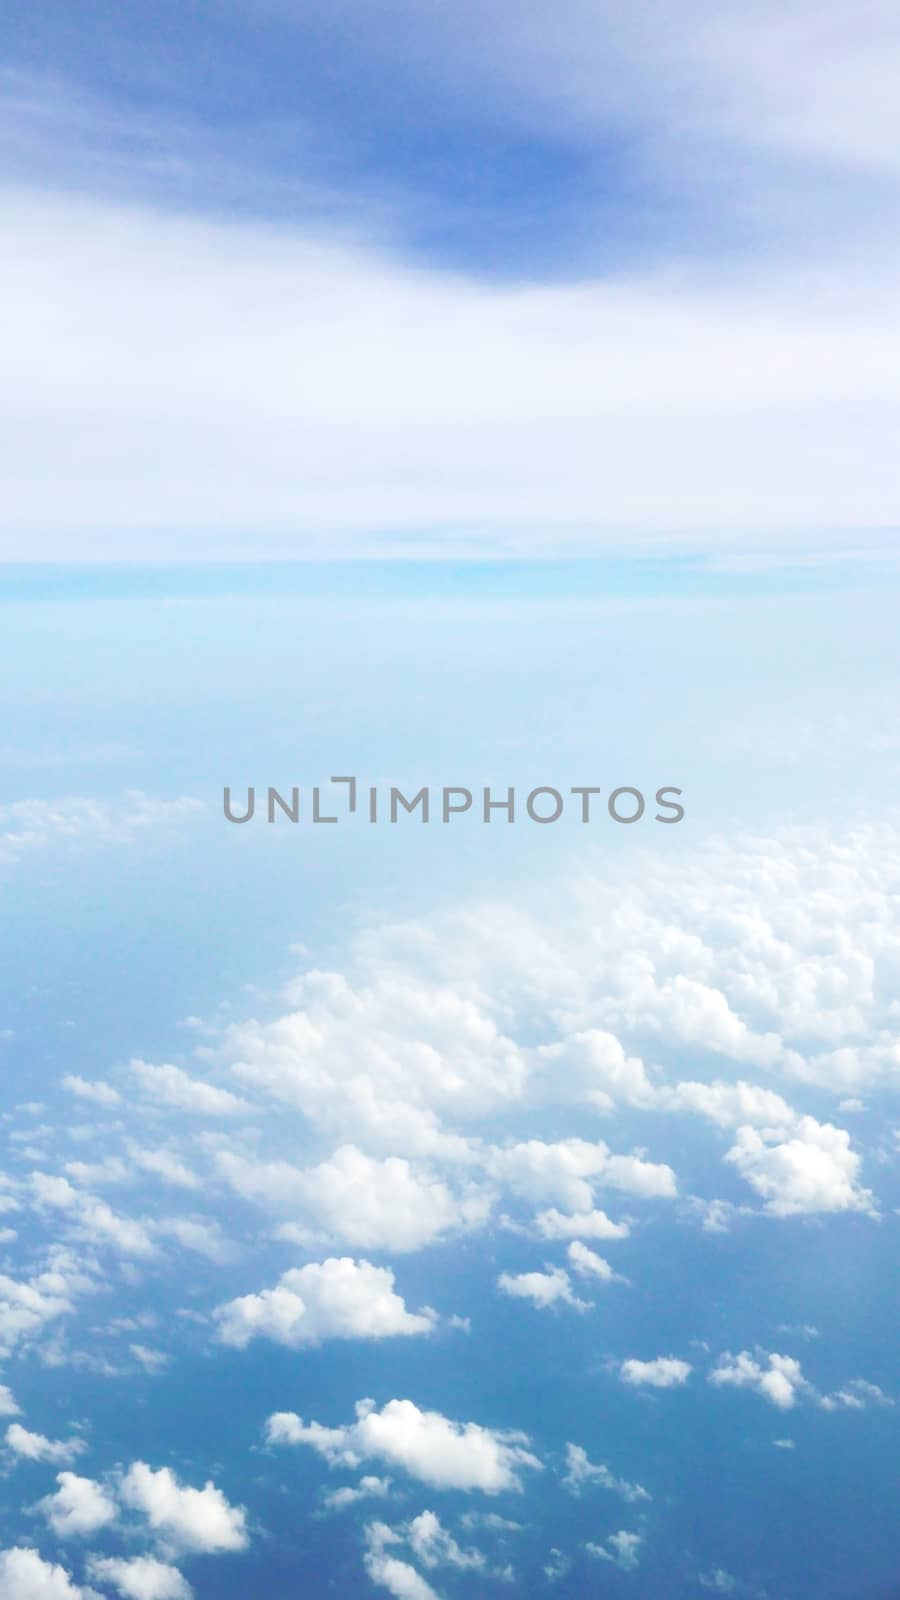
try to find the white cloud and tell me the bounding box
[136,821,900,1262]
[37,1473,117,1538]
[363,1525,441,1600]
[152,1218,232,1264]
[240,0,900,187]
[0,1383,21,1416]
[0,1546,100,1600]
[586,1529,642,1570]
[544,1548,571,1582]
[0,795,203,871]
[127,1148,199,1190]
[224,967,528,1145]
[220,1145,487,1253]
[725,1118,874,1216]
[61,1078,121,1109]
[534,1208,629,1241]
[5,185,900,559]
[129,1061,249,1118]
[321,1475,391,1512]
[407,1510,485,1571]
[130,1345,169,1375]
[662,1080,798,1130]
[487,1139,676,1210]
[819,1378,894,1412]
[215,1258,437,1348]
[620,1357,692,1389]
[561,1443,650,1504]
[0,1268,75,1354]
[119,1463,248,1555]
[30,1174,158,1259]
[709,1350,807,1410]
[266,1397,542,1493]
[5,1425,86,1466]
[497,1265,588,1312]
[85,1556,192,1600]
[699,1570,738,1593]
[566,1241,617,1283]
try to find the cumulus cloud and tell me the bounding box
[85,1556,192,1600]
[129,1061,249,1117]
[61,1077,121,1109]
[215,1258,437,1348]
[119,1463,248,1554]
[151,1218,232,1264]
[561,1444,650,1503]
[266,1398,541,1493]
[127,1148,199,1191]
[662,1080,798,1130]
[363,1524,441,1600]
[487,1139,676,1210]
[0,1546,100,1600]
[0,1268,75,1355]
[224,966,528,1143]
[5,1425,87,1466]
[534,1208,629,1240]
[321,1476,391,1512]
[406,1510,485,1571]
[725,1118,874,1216]
[819,1377,894,1411]
[566,1241,618,1283]
[37,1473,117,1538]
[0,1383,21,1416]
[709,1351,807,1410]
[30,1174,158,1259]
[497,1266,588,1312]
[220,1145,487,1253]
[586,1529,643,1570]
[620,1357,692,1389]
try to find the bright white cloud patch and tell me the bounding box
[0,1269,75,1354]
[119,1463,248,1554]
[534,1208,629,1240]
[566,1240,617,1282]
[61,1077,122,1109]
[620,1357,692,1389]
[38,1473,117,1538]
[321,1476,391,1512]
[0,1384,21,1416]
[488,1139,677,1209]
[406,1510,485,1571]
[709,1351,807,1410]
[5,187,900,559]
[364,1524,441,1600]
[561,1444,650,1504]
[221,1143,488,1253]
[5,1425,86,1466]
[497,1266,588,1312]
[85,1556,192,1600]
[266,1398,542,1493]
[0,1546,99,1600]
[215,1258,437,1348]
[130,1061,249,1117]
[30,1174,158,1259]
[725,1119,874,1215]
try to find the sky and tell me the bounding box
[2,7,900,1600]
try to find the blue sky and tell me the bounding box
[3,0,900,560]
[2,8,900,1600]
